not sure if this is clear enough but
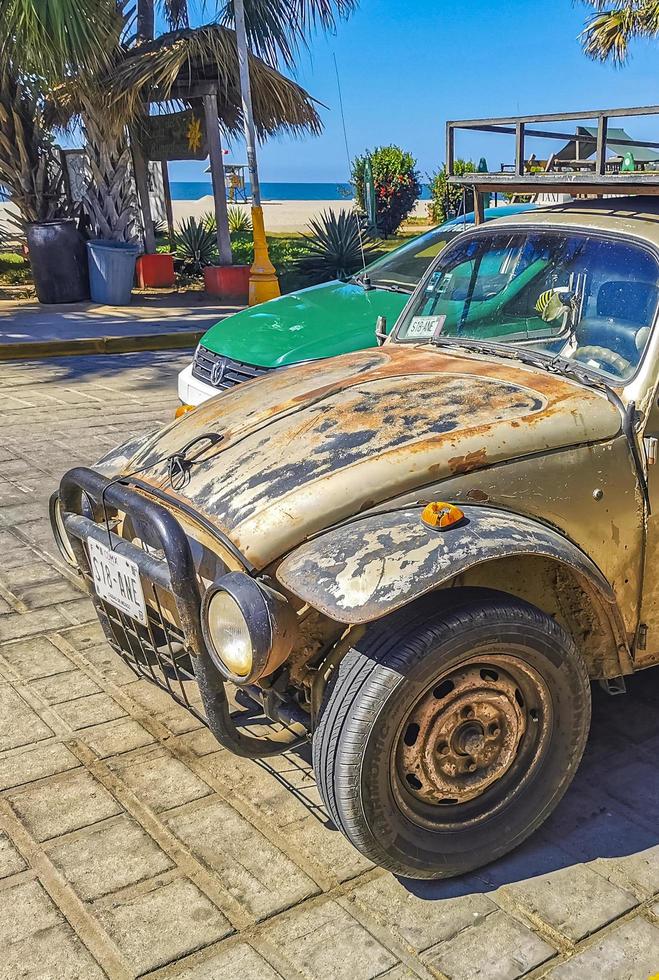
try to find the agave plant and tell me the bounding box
[204,206,253,235]
[228,205,252,234]
[175,216,218,274]
[297,209,377,283]
[201,210,217,232]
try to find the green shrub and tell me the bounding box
[227,233,308,273]
[201,208,252,235]
[428,159,476,224]
[174,217,217,274]
[0,250,31,285]
[351,145,421,237]
[296,210,376,283]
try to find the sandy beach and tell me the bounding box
[171,196,431,233]
[0,197,431,240]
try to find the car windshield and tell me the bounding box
[357,228,458,291]
[394,228,659,381]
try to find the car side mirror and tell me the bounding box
[375,315,387,346]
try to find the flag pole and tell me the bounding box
[233,0,281,305]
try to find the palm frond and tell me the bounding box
[0,0,122,78]
[0,68,72,225]
[160,0,188,29]
[104,24,322,137]
[579,0,659,63]
[218,0,358,68]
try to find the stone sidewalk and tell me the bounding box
[0,294,242,360]
[0,351,657,980]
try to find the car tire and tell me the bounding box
[312,588,591,879]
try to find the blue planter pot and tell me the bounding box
[87,240,140,306]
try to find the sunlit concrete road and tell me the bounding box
[0,351,657,980]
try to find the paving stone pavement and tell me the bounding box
[0,351,657,980]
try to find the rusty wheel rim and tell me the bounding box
[392,655,551,828]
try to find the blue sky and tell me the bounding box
[170,0,659,184]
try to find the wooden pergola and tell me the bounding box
[446,104,659,222]
[134,82,234,263]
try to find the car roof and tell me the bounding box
[482,195,659,246]
[439,203,536,229]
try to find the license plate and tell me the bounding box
[88,537,147,626]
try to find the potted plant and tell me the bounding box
[136,250,175,288]
[201,209,251,302]
[0,70,89,304]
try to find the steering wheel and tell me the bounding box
[573,345,632,378]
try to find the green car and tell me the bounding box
[178,204,534,405]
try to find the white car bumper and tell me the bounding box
[177,362,219,407]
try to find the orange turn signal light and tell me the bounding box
[175,404,195,419]
[421,501,465,531]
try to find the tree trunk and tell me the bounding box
[136,0,155,43]
[82,104,138,242]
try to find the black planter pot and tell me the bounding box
[26,220,90,304]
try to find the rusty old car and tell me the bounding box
[51,194,659,879]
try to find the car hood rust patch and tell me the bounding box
[102,346,621,567]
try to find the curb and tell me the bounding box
[0,330,205,361]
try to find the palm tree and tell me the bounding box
[580,0,659,63]
[0,0,358,241]
[133,1,357,63]
[0,0,119,77]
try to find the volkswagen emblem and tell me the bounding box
[210,357,227,387]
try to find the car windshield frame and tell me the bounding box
[352,227,460,292]
[391,222,659,386]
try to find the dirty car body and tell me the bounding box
[53,197,659,879]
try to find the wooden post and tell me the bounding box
[446,122,455,176]
[161,161,175,250]
[515,122,525,176]
[203,92,232,266]
[131,135,156,253]
[473,190,485,225]
[596,115,608,177]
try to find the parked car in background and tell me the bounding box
[178,204,536,406]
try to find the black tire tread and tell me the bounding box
[312,589,591,878]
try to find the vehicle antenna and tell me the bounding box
[333,51,368,273]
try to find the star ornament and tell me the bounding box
[187,116,203,153]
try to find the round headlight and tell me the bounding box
[201,572,296,686]
[49,492,78,567]
[206,591,253,678]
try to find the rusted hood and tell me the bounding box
[104,346,621,567]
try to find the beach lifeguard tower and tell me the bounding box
[204,162,249,202]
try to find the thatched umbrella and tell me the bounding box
[107,25,322,139]
[53,24,322,253]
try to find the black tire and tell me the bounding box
[313,589,591,879]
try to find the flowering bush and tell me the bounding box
[352,145,421,237]
[429,159,476,224]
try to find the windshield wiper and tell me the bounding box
[370,282,411,294]
[428,336,551,371]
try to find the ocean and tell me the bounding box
[170,181,432,201]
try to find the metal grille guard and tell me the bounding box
[58,466,305,758]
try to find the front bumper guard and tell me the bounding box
[58,466,305,757]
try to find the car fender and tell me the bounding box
[276,504,622,630]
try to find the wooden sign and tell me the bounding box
[141,110,208,162]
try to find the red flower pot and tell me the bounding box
[204,264,250,302]
[136,253,175,289]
